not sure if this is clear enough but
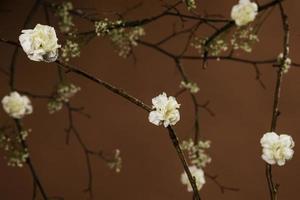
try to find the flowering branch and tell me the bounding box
[265,2,290,200]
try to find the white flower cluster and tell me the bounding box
[0,128,30,167]
[231,0,258,26]
[61,40,80,62]
[231,26,259,52]
[95,19,145,58]
[180,81,200,94]
[109,27,145,58]
[181,139,212,168]
[260,132,295,166]
[55,1,74,33]
[107,149,122,173]
[191,37,228,56]
[148,92,180,127]
[181,165,206,192]
[94,19,124,36]
[2,92,33,119]
[48,83,81,114]
[277,53,292,74]
[19,24,61,62]
[183,0,197,11]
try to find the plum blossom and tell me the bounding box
[260,132,295,166]
[231,0,258,26]
[148,92,180,127]
[181,166,206,192]
[2,92,33,119]
[19,24,61,62]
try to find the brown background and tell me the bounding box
[0,0,300,199]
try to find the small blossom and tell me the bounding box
[277,53,291,73]
[2,92,33,119]
[180,81,200,94]
[47,100,63,114]
[107,149,122,173]
[260,132,295,166]
[181,166,206,192]
[183,0,197,11]
[148,92,180,127]
[231,0,258,26]
[19,24,61,62]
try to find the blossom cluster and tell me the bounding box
[180,81,200,94]
[183,0,197,11]
[180,139,211,192]
[0,128,30,167]
[107,149,122,173]
[191,37,228,57]
[48,82,81,114]
[181,139,212,168]
[95,19,124,37]
[277,53,292,74]
[61,39,81,62]
[55,1,74,33]
[231,26,259,52]
[260,132,295,166]
[95,19,145,58]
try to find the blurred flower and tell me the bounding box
[181,166,205,192]
[183,0,196,11]
[277,53,291,73]
[180,81,200,94]
[231,0,258,26]
[2,92,32,119]
[181,139,212,168]
[55,1,74,33]
[107,149,122,173]
[260,132,295,166]
[148,92,180,127]
[19,24,61,62]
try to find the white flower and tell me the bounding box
[148,92,180,127]
[19,24,61,62]
[231,0,258,26]
[260,132,295,166]
[181,166,205,192]
[2,92,33,119]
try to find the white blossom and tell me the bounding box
[181,166,205,192]
[19,24,61,62]
[2,92,33,119]
[260,132,295,166]
[231,0,258,26]
[148,92,180,127]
